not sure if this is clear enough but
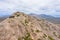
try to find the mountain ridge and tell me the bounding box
[0,12,60,40]
[29,14,60,24]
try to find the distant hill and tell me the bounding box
[39,14,60,24]
[29,14,60,24]
[0,12,60,40]
[0,15,10,22]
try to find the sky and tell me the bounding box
[0,0,60,17]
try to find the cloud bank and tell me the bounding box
[0,0,60,17]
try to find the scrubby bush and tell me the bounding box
[24,19,29,26]
[25,19,28,24]
[48,36,54,40]
[44,34,47,37]
[18,37,21,40]
[43,34,47,38]
[17,15,20,17]
[31,29,34,32]
[36,30,40,32]
[23,32,33,40]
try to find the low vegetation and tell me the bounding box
[24,19,29,26]
[43,34,47,38]
[36,30,40,33]
[44,34,47,37]
[25,19,28,24]
[18,37,21,40]
[48,36,54,40]
[37,38,41,40]
[17,15,20,17]
[23,32,33,40]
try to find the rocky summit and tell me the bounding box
[0,12,60,40]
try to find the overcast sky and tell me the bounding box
[0,0,60,17]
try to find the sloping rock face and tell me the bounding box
[0,12,60,40]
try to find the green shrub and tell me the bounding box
[24,32,33,40]
[36,30,40,32]
[43,34,47,38]
[18,37,21,40]
[17,14,20,17]
[44,34,47,37]
[48,36,54,40]
[24,19,29,26]
[25,19,28,23]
